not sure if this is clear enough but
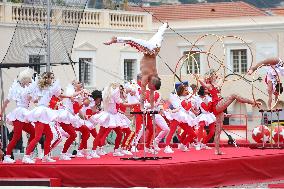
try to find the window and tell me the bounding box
[124,59,136,81]
[182,51,200,74]
[29,55,45,75]
[79,58,92,85]
[231,49,247,74]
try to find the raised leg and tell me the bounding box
[215,94,256,114]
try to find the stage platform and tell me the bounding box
[0,147,284,187]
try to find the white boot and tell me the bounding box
[59,153,71,160]
[76,150,84,157]
[201,143,212,150]
[195,143,201,151]
[42,155,56,163]
[3,155,15,164]
[120,148,133,155]
[131,146,139,153]
[100,147,107,155]
[145,147,157,154]
[164,145,174,153]
[97,147,107,156]
[188,143,195,149]
[180,144,189,152]
[30,152,37,160]
[22,155,35,164]
[84,150,93,159]
[153,142,161,151]
[177,143,182,149]
[66,153,75,158]
[113,149,124,156]
[89,150,100,158]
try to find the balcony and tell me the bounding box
[0,2,152,30]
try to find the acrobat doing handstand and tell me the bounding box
[104,23,168,110]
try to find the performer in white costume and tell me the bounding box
[90,83,138,157]
[25,72,62,163]
[0,68,35,163]
[194,86,216,150]
[164,84,197,153]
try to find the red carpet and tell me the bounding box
[0,147,284,187]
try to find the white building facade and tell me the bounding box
[1,2,284,144]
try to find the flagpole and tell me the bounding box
[46,0,51,72]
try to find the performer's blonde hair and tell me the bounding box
[38,72,54,90]
[17,68,34,84]
[102,83,119,109]
[71,80,83,92]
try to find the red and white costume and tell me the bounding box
[195,95,216,127]
[194,95,216,148]
[78,104,96,130]
[26,80,61,124]
[6,80,32,125]
[115,23,167,55]
[91,88,128,128]
[265,58,284,92]
[125,82,144,151]
[66,94,95,158]
[25,79,61,162]
[3,80,35,163]
[49,95,77,160]
[144,90,169,151]
[116,103,133,155]
[164,93,197,153]
[164,93,196,126]
[91,85,124,157]
[131,89,169,153]
[54,96,77,126]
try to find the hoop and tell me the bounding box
[251,65,281,110]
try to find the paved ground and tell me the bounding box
[224,180,284,188]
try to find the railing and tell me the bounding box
[109,12,144,29]
[12,5,47,23]
[0,2,151,30]
[80,10,100,27]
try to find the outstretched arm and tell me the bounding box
[248,58,280,75]
[104,36,149,46]
[198,78,212,90]
[104,36,117,45]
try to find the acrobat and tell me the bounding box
[104,23,168,109]
[247,57,284,109]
